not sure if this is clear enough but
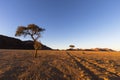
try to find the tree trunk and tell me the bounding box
[34,49,37,58]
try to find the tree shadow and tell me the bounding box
[0,66,26,80]
[109,76,120,80]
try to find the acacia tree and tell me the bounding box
[69,45,75,50]
[15,24,45,58]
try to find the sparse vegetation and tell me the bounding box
[0,50,120,80]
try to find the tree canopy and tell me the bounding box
[15,24,45,41]
[69,45,75,49]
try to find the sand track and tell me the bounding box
[67,52,120,80]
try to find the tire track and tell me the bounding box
[69,52,120,80]
[66,52,102,80]
[74,55,120,78]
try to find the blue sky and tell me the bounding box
[0,0,120,50]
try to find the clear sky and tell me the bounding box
[0,0,120,50]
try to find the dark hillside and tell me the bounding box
[0,35,52,50]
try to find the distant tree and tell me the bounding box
[15,24,45,58]
[69,45,75,50]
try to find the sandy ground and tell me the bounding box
[0,50,120,80]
